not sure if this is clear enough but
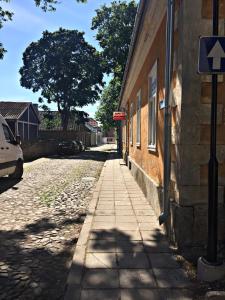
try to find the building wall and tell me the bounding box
[120,3,170,224]
[169,0,225,255]
[121,0,225,256]
[18,105,39,141]
[123,6,168,186]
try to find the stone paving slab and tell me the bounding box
[148,253,180,268]
[80,289,120,300]
[64,155,194,300]
[82,269,120,288]
[119,269,156,288]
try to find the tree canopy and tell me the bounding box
[0,0,13,58]
[93,1,137,130]
[91,0,137,81]
[41,106,89,130]
[0,0,87,59]
[95,77,121,131]
[34,0,86,11]
[20,28,104,130]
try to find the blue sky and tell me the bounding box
[0,0,113,117]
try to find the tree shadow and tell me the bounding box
[0,177,22,194]
[48,149,119,162]
[0,214,86,300]
[65,228,195,300]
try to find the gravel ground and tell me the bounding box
[0,145,111,300]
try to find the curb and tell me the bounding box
[63,160,105,300]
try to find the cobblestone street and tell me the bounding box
[0,145,110,300]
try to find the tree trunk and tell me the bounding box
[61,110,70,131]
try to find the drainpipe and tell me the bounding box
[159,0,175,225]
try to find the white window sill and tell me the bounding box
[148,145,157,152]
[136,143,141,147]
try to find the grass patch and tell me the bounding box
[38,166,90,206]
[39,177,72,206]
[37,154,106,207]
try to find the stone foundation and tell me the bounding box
[128,156,225,259]
[128,156,163,219]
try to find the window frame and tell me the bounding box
[148,60,158,151]
[136,90,141,147]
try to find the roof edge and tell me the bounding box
[18,103,40,123]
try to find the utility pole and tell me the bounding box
[207,0,219,264]
[197,0,225,281]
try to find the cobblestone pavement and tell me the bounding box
[0,145,111,300]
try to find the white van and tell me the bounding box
[0,114,23,179]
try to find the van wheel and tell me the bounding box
[9,160,23,179]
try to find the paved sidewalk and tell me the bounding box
[64,155,193,300]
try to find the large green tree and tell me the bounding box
[33,0,86,11]
[20,28,104,130]
[93,1,137,129]
[95,77,121,131]
[41,105,88,130]
[92,0,137,80]
[0,0,86,58]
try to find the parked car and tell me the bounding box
[76,140,85,152]
[0,113,23,179]
[57,140,80,155]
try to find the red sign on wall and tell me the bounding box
[113,112,126,121]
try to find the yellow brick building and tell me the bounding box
[119,0,225,255]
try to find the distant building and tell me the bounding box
[85,118,99,146]
[0,101,40,141]
[102,128,115,144]
[87,118,98,128]
[39,111,100,147]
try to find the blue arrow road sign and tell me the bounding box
[198,36,225,74]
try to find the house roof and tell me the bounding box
[85,122,97,133]
[87,118,98,128]
[0,101,40,122]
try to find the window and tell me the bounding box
[136,90,141,146]
[129,102,133,145]
[148,60,158,150]
[2,124,15,143]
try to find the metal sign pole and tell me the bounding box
[207,0,219,264]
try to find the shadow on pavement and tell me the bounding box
[0,214,86,300]
[48,150,118,162]
[65,228,195,300]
